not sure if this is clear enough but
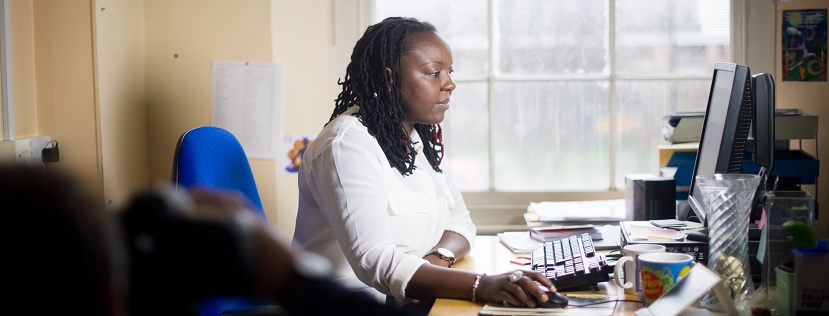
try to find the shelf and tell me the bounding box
[664,111,818,144]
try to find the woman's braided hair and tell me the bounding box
[328,16,444,176]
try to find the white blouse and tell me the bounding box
[291,106,476,303]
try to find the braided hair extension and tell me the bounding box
[328,17,445,176]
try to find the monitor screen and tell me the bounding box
[686,62,753,225]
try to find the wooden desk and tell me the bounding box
[428,235,643,316]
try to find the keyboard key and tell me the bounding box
[530,233,611,290]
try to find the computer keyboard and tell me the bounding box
[530,232,612,290]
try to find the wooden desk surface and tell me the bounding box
[428,235,643,316]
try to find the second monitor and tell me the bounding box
[678,62,775,225]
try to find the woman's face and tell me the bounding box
[398,32,456,133]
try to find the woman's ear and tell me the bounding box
[385,68,394,87]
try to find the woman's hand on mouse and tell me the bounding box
[475,270,556,307]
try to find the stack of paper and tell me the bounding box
[497,231,543,254]
[530,225,603,242]
[497,225,622,254]
[527,199,626,222]
[623,221,691,241]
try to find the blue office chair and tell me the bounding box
[172,126,267,220]
[172,126,279,316]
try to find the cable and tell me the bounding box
[568,298,643,308]
[605,248,623,262]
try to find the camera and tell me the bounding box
[119,187,257,313]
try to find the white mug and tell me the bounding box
[613,244,666,295]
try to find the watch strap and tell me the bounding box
[425,248,456,267]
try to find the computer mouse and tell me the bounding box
[535,284,568,308]
[686,228,709,242]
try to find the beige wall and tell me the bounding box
[143,0,335,237]
[776,0,829,238]
[7,0,37,139]
[13,0,148,208]
[144,0,288,234]
[32,0,104,201]
[6,0,829,239]
[144,0,274,187]
[269,1,334,237]
[96,0,150,208]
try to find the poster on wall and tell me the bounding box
[282,134,314,174]
[782,9,827,82]
[212,61,282,159]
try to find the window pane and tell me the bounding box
[492,81,610,190]
[614,79,711,188]
[444,82,490,191]
[495,0,609,75]
[374,0,489,78]
[371,0,732,195]
[616,0,730,74]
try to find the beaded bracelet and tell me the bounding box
[471,274,484,302]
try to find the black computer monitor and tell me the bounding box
[685,62,753,225]
[749,73,776,220]
[751,73,775,174]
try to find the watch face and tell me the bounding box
[437,248,455,259]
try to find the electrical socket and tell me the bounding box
[14,136,52,164]
[14,139,32,162]
[28,136,52,164]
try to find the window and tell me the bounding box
[370,0,733,194]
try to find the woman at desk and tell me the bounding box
[292,17,555,313]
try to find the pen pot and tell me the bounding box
[694,174,760,313]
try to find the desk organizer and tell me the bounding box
[667,150,819,201]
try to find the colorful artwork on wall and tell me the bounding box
[782,9,827,82]
[283,134,314,174]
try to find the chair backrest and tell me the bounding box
[172,126,278,316]
[172,126,267,222]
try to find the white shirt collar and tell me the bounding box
[410,128,424,154]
